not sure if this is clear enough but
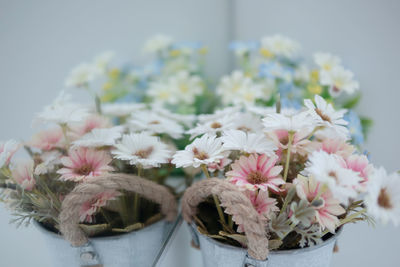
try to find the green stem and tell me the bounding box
[201,165,227,225]
[321,208,367,236]
[283,132,294,182]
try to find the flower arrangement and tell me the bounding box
[0,91,180,236]
[175,95,399,250]
[227,35,371,145]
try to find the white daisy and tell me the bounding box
[93,51,115,74]
[221,130,277,155]
[197,106,241,123]
[102,103,146,117]
[152,105,195,128]
[262,111,314,133]
[172,134,224,168]
[216,70,255,105]
[320,66,359,96]
[34,150,62,175]
[247,106,276,117]
[365,167,400,226]
[143,34,173,54]
[64,63,99,88]
[231,112,264,133]
[0,139,20,168]
[167,71,204,105]
[34,91,90,125]
[187,115,235,139]
[129,111,184,139]
[304,95,349,138]
[147,81,178,106]
[313,52,341,72]
[72,126,124,148]
[260,34,300,59]
[304,150,362,204]
[112,132,171,168]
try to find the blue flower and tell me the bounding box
[259,61,294,80]
[344,110,364,145]
[229,41,259,53]
[278,82,302,110]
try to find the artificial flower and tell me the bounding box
[72,126,124,148]
[304,150,362,204]
[69,114,111,139]
[34,151,62,175]
[262,111,314,132]
[313,52,341,72]
[29,127,64,151]
[129,111,184,139]
[34,91,90,125]
[58,147,114,182]
[0,139,20,168]
[365,167,400,226]
[101,102,146,117]
[231,112,264,133]
[80,190,121,223]
[11,159,36,191]
[172,134,224,168]
[221,129,277,155]
[260,34,300,59]
[320,66,360,96]
[226,154,284,192]
[143,34,173,54]
[294,175,345,233]
[65,63,99,88]
[187,115,235,139]
[304,95,349,138]
[112,132,171,168]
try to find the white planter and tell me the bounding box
[36,220,167,267]
[189,223,341,267]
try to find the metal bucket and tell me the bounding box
[35,219,168,267]
[190,223,341,267]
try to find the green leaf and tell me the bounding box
[360,117,373,138]
[342,93,362,109]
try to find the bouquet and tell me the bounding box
[174,95,399,250]
[0,91,180,236]
[225,34,371,145]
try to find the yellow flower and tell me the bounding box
[101,94,114,102]
[259,48,273,58]
[108,68,120,80]
[199,46,208,55]
[169,49,181,57]
[102,82,113,91]
[310,70,319,83]
[307,84,322,95]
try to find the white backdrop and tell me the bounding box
[0,0,399,266]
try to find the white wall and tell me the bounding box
[0,1,399,266]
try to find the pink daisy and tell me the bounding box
[344,154,373,187]
[268,129,311,157]
[226,154,284,192]
[12,159,36,191]
[318,138,355,158]
[295,176,345,233]
[79,190,121,223]
[207,153,232,173]
[0,140,20,167]
[30,127,64,151]
[237,190,278,233]
[57,147,114,182]
[69,115,111,140]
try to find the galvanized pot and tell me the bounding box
[42,173,177,267]
[35,219,168,267]
[182,178,341,267]
[189,223,341,267]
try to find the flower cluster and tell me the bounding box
[0,91,185,234]
[173,95,399,249]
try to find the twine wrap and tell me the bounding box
[182,178,269,261]
[59,173,177,247]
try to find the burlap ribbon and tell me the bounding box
[182,178,269,261]
[59,173,177,247]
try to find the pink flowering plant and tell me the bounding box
[173,95,399,250]
[0,91,182,236]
